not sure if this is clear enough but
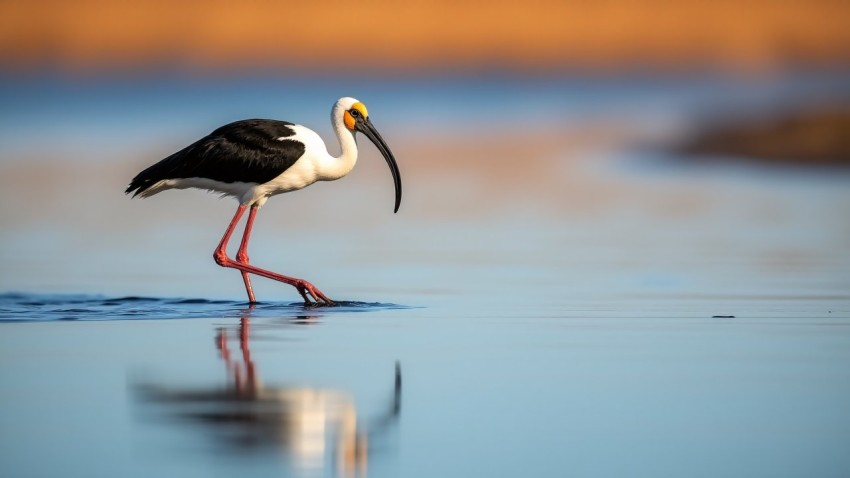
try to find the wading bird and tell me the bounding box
[126,98,402,305]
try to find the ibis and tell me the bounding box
[126,97,402,305]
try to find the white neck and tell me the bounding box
[320,102,359,181]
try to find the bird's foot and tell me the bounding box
[295,279,335,306]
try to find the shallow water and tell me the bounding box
[2,73,850,477]
[2,293,849,477]
[0,293,410,322]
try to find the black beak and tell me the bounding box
[356,117,402,213]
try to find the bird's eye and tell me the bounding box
[349,109,361,118]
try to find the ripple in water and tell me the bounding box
[0,293,411,322]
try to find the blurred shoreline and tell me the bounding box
[2,69,849,170]
[676,106,850,166]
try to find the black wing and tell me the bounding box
[126,119,306,197]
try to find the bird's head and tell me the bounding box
[342,100,369,131]
[335,97,402,213]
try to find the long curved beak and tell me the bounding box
[356,118,402,213]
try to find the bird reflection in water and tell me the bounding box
[135,311,402,477]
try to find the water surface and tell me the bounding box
[1,73,849,477]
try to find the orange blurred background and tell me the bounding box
[1,0,848,75]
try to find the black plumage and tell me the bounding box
[126,119,306,197]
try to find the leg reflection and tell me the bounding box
[138,312,402,477]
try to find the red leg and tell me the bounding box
[213,205,256,302]
[213,205,334,305]
[236,206,259,303]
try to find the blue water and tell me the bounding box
[2,71,850,477]
[0,293,411,322]
[2,293,849,478]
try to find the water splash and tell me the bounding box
[0,293,412,322]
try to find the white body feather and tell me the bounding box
[139,98,362,208]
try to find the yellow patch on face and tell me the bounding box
[343,102,369,130]
[351,102,368,117]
